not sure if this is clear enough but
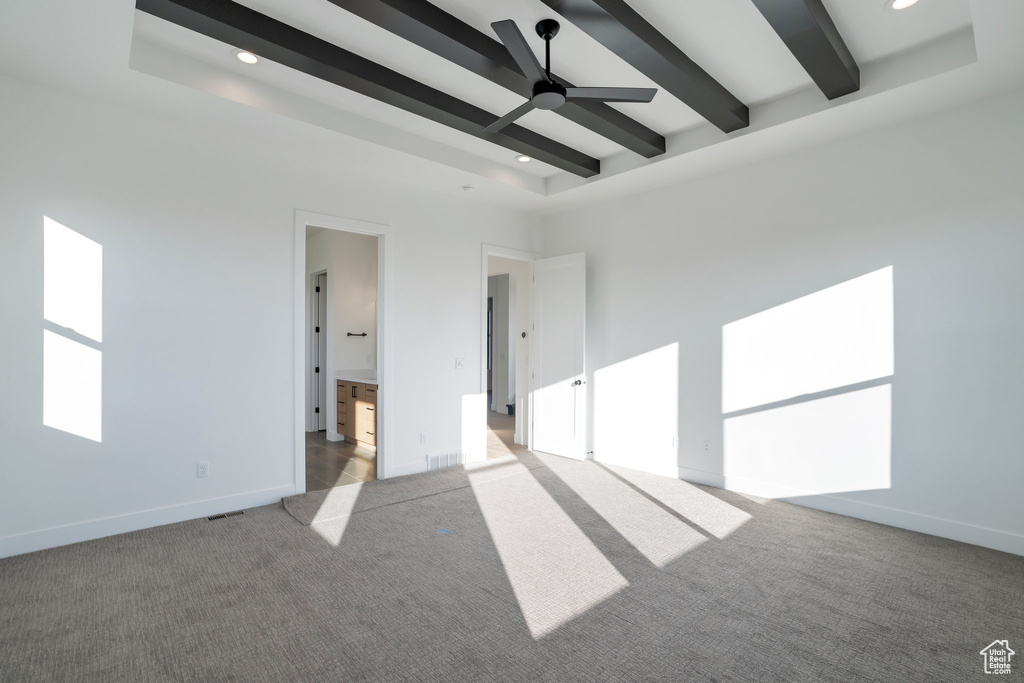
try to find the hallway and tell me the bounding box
[487,411,526,460]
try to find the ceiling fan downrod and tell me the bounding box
[536,19,560,82]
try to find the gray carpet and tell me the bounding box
[2,449,1021,682]
[283,453,543,526]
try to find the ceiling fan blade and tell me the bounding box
[483,101,536,134]
[565,87,658,103]
[491,20,546,83]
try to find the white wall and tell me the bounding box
[0,75,536,557]
[327,230,378,373]
[540,90,1024,555]
[489,256,532,441]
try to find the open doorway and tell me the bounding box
[482,247,535,460]
[295,211,391,494]
[304,226,379,490]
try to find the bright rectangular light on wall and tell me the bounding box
[593,343,679,477]
[722,267,893,413]
[43,330,102,442]
[43,216,103,441]
[44,216,103,342]
[723,384,891,497]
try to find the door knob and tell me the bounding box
[571,379,582,386]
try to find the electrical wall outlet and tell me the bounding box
[420,432,428,445]
[672,435,679,448]
[704,442,710,452]
[197,462,209,478]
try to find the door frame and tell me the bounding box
[480,244,537,450]
[308,270,328,431]
[294,210,393,493]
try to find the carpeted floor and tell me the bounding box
[1,448,1021,682]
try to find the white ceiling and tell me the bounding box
[1,0,1022,214]
[130,0,976,177]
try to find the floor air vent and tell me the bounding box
[208,510,245,521]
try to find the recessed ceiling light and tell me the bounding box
[234,50,258,64]
[515,154,532,163]
[886,0,920,9]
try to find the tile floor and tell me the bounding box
[304,431,377,492]
[486,411,526,459]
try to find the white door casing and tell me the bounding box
[315,272,328,430]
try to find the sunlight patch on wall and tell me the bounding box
[721,267,894,498]
[461,393,487,463]
[724,385,891,497]
[468,466,627,639]
[722,267,893,414]
[43,217,103,441]
[43,330,102,442]
[593,343,679,477]
[543,455,706,567]
[44,216,103,342]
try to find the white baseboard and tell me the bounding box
[391,459,428,478]
[390,451,473,479]
[677,466,1024,557]
[0,484,295,560]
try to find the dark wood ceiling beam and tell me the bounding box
[326,0,665,158]
[539,0,749,133]
[136,0,600,177]
[750,0,859,99]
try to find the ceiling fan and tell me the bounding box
[485,19,658,134]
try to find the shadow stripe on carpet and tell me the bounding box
[283,455,544,526]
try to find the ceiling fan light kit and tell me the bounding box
[484,19,658,134]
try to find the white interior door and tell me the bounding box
[531,253,586,460]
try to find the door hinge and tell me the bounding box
[315,407,320,414]
[315,367,320,373]
[315,326,320,333]
[315,286,320,292]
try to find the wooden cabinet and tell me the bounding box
[336,381,352,439]
[337,380,378,447]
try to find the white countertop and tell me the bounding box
[336,370,378,385]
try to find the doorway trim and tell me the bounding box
[308,270,328,432]
[480,244,537,450]
[294,210,393,494]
